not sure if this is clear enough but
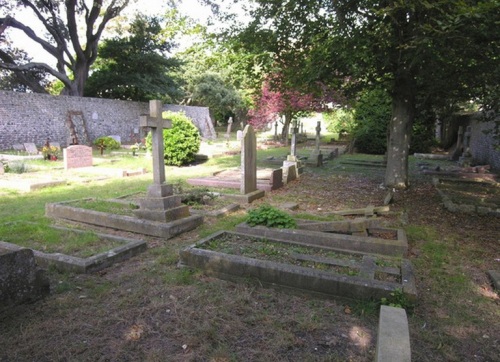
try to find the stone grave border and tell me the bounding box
[46,199,203,239]
[432,177,500,216]
[108,192,241,219]
[179,230,416,301]
[0,225,146,273]
[235,222,408,257]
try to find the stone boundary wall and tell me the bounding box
[0,91,215,150]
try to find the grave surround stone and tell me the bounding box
[64,145,93,170]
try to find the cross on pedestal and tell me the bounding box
[140,100,172,187]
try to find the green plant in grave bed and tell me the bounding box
[246,205,296,229]
[380,288,414,310]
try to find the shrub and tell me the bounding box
[145,111,200,166]
[246,205,296,229]
[93,136,121,151]
[324,107,356,139]
[352,88,391,154]
[6,161,29,174]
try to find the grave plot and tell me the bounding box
[236,221,408,257]
[187,167,283,192]
[433,177,500,215]
[0,223,146,273]
[179,230,416,302]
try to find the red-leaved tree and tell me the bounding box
[248,73,343,142]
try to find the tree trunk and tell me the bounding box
[385,76,415,189]
[281,111,292,144]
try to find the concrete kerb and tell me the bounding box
[179,230,417,302]
[236,222,408,257]
[0,227,147,273]
[375,306,412,362]
[45,200,203,239]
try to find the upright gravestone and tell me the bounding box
[274,121,278,141]
[309,121,323,167]
[458,126,473,167]
[290,120,298,158]
[134,100,200,225]
[64,145,93,170]
[226,117,233,138]
[23,143,38,155]
[238,125,265,203]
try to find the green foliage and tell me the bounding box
[85,14,182,102]
[93,136,121,151]
[5,161,29,174]
[145,111,201,166]
[324,107,356,137]
[380,288,414,310]
[246,205,296,229]
[352,88,391,154]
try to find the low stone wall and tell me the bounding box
[0,91,216,150]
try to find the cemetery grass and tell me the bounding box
[0,150,499,361]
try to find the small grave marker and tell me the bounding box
[63,145,93,170]
[23,143,38,155]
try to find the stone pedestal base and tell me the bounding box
[134,183,191,222]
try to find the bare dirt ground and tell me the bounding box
[1,160,499,361]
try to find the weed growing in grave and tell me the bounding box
[246,204,296,229]
[6,161,29,173]
[380,288,414,310]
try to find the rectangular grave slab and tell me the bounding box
[179,230,416,301]
[236,222,408,257]
[0,226,147,273]
[23,143,39,155]
[46,199,203,239]
[64,145,93,169]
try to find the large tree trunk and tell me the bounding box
[281,111,292,145]
[385,76,415,189]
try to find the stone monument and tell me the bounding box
[133,100,203,229]
[309,121,323,167]
[458,126,473,167]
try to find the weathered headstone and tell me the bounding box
[309,121,323,167]
[230,124,265,203]
[459,126,473,167]
[236,130,243,141]
[12,144,25,152]
[63,145,93,170]
[23,143,38,155]
[0,248,50,306]
[225,117,233,138]
[290,120,298,157]
[134,100,191,222]
[451,126,464,160]
[241,125,257,194]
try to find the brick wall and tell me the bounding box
[0,91,215,150]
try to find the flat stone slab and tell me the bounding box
[236,222,408,257]
[0,226,147,273]
[340,160,387,168]
[179,230,416,301]
[0,178,66,192]
[190,203,240,218]
[46,200,203,239]
[375,306,411,362]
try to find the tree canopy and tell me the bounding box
[238,0,499,188]
[0,0,131,96]
[84,14,182,102]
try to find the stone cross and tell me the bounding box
[140,100,172,186]
[290,120,298,157]
[241,125,257,194]
[315,121,321,152]
[300,121,304,134]
[226,117,233,138]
